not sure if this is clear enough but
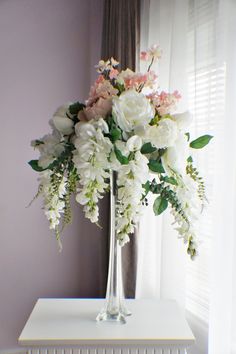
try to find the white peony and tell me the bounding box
[112,89,154,133]
[146,118,178,149]
[172,111,192,131]
[52,104,74,135]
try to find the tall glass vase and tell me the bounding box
[96,170,131,324]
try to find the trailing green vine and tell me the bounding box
[186,160,206,202]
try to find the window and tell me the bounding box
[186,0,225,324]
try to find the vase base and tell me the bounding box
[96,310,126,324]
[121,306,132,317]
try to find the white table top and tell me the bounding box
[18,298,195,346]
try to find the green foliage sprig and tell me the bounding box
[143,179,189,224]
[62,168,79,231]
[186,160,206,203]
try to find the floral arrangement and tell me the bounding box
[29,45,212,259]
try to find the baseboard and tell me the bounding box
[0,349,27,354]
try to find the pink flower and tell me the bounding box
[109,68,119,79]
[95,59,111,73]
[86,76,118,106]
[140,51,149,61]
[140,45,162,63]
[79,98,112,121]
[96,75,105,84]
[148,44,162,61]
[173,90,182,100]
[147,90,181,116]
[145,71,158,88]
[80,75,118,122]
[124,73,146,89]
[95,57,119,73]
[118,69,157,90]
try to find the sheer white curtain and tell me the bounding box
[208,1,236,353]
[137,1,236,353]
[137,0,189,306]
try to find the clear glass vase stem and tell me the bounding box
[96,170,131,324]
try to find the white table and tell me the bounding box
[18,299,195,354]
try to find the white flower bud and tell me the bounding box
[52,116,74,135]
[172,111,192,131]
[126,135,142,152]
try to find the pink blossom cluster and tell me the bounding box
[148,90,181,116]
[109,68,119,79]
[86,75,118,106]
[79,75,118,121]
[140,44,162,62]
[119,69,157,90]
[78,44,174,122]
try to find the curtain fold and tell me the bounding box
[101,0,141,298]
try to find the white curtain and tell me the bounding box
[137,1,236,353]
[137,0,189,305]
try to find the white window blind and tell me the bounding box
[186,0,225,324]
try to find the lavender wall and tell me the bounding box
[0,0,104,350]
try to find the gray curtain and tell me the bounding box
[102,0,141,71]
[101,0,141,298]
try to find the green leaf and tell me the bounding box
[158,148,167,157]
[34,139,44,146]
[128,151,135,161]
[143,181,151,194]
[115,82,125,94]
[110,128,121,142]
[141,142,157,154]
[150,182,161,194]
[185,132,190,141]
[28,160,46,172]
[153,196,168,215]
[187,156,193,163]
[190,135,213,149]
[69,101,85,115]
[114,146,129,165]
[107,115,119,133]
[162,176,178,186]
[148,159,165,173]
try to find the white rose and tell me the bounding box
[162,133,189,174]
[112,89,154,133]
[52,104,74,135]
[146,118,178,149]
[172,111,192,131]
